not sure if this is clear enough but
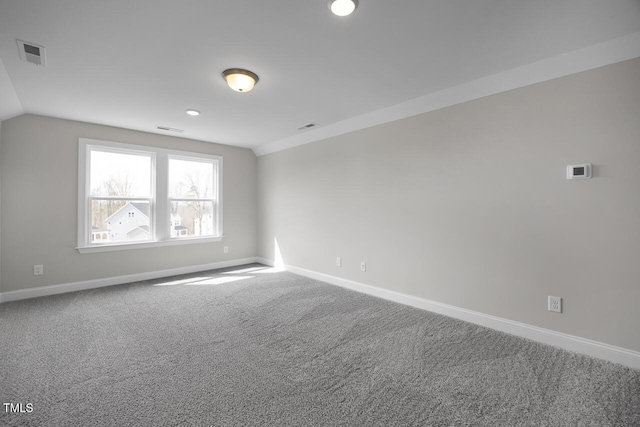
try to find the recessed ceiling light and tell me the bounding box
[328,0,358,16]
[185,109,200,116]
[222,68,259,93]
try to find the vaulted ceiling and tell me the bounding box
[1,0,639,154]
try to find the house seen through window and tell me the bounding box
[78,138,222,252]
[89,149,152,244]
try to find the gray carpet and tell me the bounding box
[1,264,639,426]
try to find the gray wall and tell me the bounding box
[1,115,257,293]
[0,120,2,294]
[257,58,640,352]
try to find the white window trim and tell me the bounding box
[77,138,223,254]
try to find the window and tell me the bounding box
[168,157,218,238]
[78,138,222,253]
[88,148,153,244]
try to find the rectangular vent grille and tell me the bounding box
[157,126,184,133]
[297,123,317,130]
[17,40,46,66]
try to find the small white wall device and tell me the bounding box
[566,163,592,180]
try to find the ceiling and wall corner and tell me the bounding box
[253,31,640,156]
[0,57,23,120]
[0,1,639,151]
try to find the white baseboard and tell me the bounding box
[264,261,640,370]
[0,257,260,303]
[256,257,275,267]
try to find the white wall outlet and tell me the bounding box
[360,262,366,272]
[33,264,44,276]
[336,257,342,267]
[548,296,562,313]
[223,246,229,253]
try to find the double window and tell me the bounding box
[78,138,222,253]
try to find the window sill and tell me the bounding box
[77,236,224,254]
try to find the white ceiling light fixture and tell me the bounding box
[222,68,259,93]
[328,0,358,17]
[185,109,200,116]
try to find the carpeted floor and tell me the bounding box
[1,263,639,426]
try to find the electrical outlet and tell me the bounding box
[336,257,342,267]
[548,296,562,313]
[360,262,366,272]
[223,246,229,253]
[33,265,44,276]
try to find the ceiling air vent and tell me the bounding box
[297,123,317,130]
[157,126,184,133]
[17,40,46,66]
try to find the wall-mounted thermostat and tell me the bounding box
[566,163,592,180]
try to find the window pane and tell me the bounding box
[90,150,152,197]
[169,159,214,199]
[91,200,151,243]
[170,201,215,237]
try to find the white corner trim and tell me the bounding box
[271,261,640,370]
[0,257,260,303]
[253,31,640,157]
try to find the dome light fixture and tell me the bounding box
[222,68,259,93]
[185,109,200,116]
[328,0,358,16]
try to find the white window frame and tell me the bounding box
[77,138,223,253]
